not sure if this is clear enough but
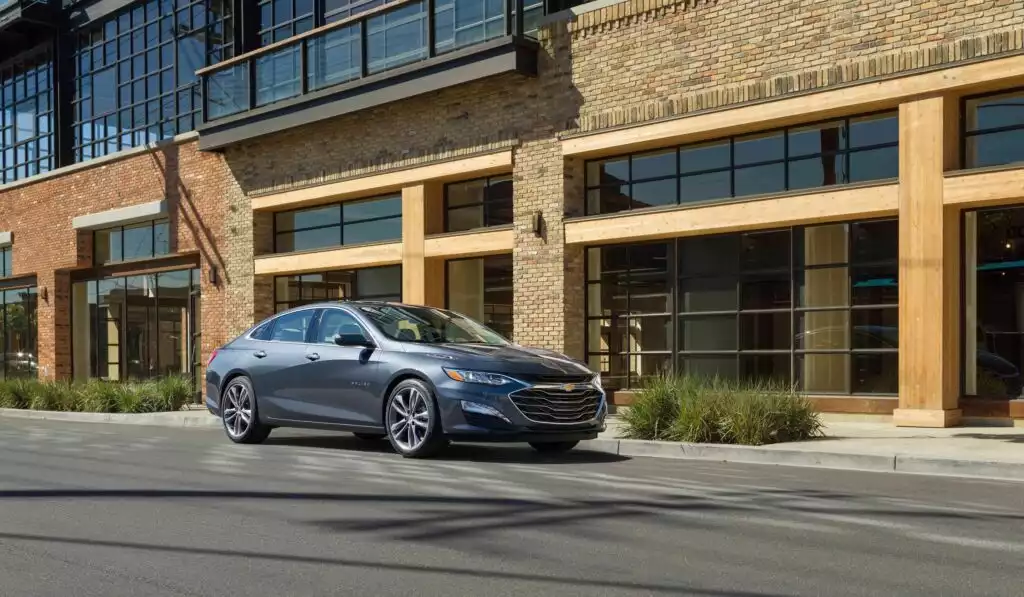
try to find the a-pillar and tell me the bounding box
[401,183,444,307]
[894,95,962,427]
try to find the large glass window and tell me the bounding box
[963,89,1024,169]
[274,195,402,252]
[444,175,513,232]
[94,219,171,264]
[1,48,54,183]
[586,219,899,393]
[585,112,899,215]
[0,285,38,380]
[446,254,512,339]
[274,264,401,311]
[72,0,234,162]
[963,207,1024,399]
[71,268,200,387]
[0,247,12,278]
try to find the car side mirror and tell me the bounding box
[334,334,374,348]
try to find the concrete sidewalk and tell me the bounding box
[585,418,1024,481]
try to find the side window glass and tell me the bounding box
[269,310,315,343]
[250,321,273,340]
[318,309,368,344]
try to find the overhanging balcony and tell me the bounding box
[196,0,541,150]
[0,0,57,55]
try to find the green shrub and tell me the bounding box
[30,380,76,411]
[620,375,823,446]
[620,373,681,440]
[79,380,120,413]
[156,375,193,411]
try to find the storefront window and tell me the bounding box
[444,175,513,232]
[586,219,898,393]
[72,269,200,385]
[963,89,1024,169]
[0,285,38,380]
[274,195,402,253]
[94,219,171,264]
[964,207,1024,399]
[274,265,401,311]
[584,111,899,215]
[446,254,513,339]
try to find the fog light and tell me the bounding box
[460,400,512,423]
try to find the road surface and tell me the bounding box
[0,418,1022,596]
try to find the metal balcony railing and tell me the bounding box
[198,0,542,123]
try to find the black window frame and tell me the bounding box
[0,246,12,278]
[443,174,514,233]
[273,264,403,312]
[93,219,171,265]
[273,194,402,253]
[0,46,55,184]
[0,281,39,381]
[71,0,235,163]
[583,110,900,216]
[960,87,1024,170]
[584,218,899,395]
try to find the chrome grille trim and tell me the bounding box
[507,383,604,425]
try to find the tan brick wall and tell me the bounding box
[0,139,247,380]
[568,0,1024,132]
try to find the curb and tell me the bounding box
[580,438,1024,481]
[0,408,222,428]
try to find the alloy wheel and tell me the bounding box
[223,382,253,439]
[388,386,431,452]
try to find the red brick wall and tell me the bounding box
[0,139,244,380]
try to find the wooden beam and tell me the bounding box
[253,243,402,276]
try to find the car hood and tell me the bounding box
[406,343,593,376]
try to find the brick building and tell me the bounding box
[3,0,1024,425]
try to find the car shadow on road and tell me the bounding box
[264,433,631,464]
[952,433,1024,443]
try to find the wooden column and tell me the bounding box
[401,183,444,307]
[894,95,962,427]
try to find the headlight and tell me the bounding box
[444,368,514,386]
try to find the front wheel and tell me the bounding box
[529,441,579,454]
[221,376,271,444]
[385,379,447,458]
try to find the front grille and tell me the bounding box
[516,373,594,385]
[508,387,602,424]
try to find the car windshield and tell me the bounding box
[357,304,509,345]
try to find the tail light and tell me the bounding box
[206,348,219,367]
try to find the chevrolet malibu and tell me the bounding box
[205,301,607,458]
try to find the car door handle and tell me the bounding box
[306,352,320,362]
[253,350,267,359]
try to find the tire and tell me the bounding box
[384,379,447,459]
[529,441,579,454]
[353,433,386,441]
[221,376,271,445]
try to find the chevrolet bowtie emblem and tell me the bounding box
[563,384,575,392]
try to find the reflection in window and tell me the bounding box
[274,265,401,311]
[274,195,402,252]
[0,286,38,380]
[585,219,899,393]
[446,254,513,340]
[71,269,200,394]
[964,207,1024,399]
[964,89,1024,169]
[444,175,513,232]
[259,0,315,45]
[1,48,54,183]
[94,219,170,264]
[72,0,234,162]
[366,1,428,74]
[584,112,899,215]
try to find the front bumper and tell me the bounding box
[433,376,607,442]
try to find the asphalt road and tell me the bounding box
[0,419,1023,597]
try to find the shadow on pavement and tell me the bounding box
[0,529,783,596]
[264,433,630,464]
[952,433,1024,443]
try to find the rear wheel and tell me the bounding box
[529,441,579,454]
[221,376,271,445]
[385,379,447,458]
